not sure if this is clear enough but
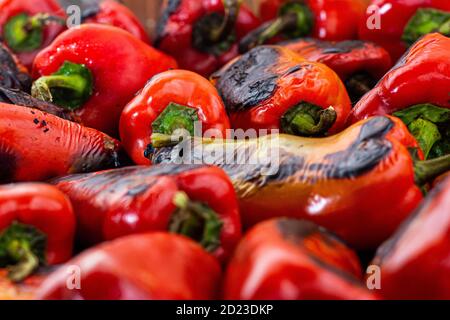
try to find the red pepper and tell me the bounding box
[223,218,376,300]
[359,0,450,61]
[240,0,368,52]
[211,45,351,137]
[37,233,222,300]
[349,33,450,159]
[31,24,177,137]
[0,183,75,282]
[82,0,150,43]
[52,165,241,262]
[0,102,124,183]
[154,0,261,76]
[0,0,66,70]
[281,38,392,102]
[0,41,31,91]
[120,69,231,165]
[372,175,450,299]
[152,116,450,249]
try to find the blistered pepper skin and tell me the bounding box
[152,116,424,249]
[224,219,376,300]
[0,183,75,264]
[37,233,222,300]
[120,70,230,165]
[32,24,177,137]
[0,103,124,183]
[372,175,450,299]
[259,0,368,41]
[52,165,241,262]
[212,45,351,136]
[349,33,450,123]
[359,0,450,61]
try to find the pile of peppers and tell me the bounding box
[0,0,449,301]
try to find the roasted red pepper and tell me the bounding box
[0,42,31,91]
[211,45,351,137]
[224,218,376,300]
[0,0,66,70]
[31,24,177,136]
[359,0,450,61]
[52,165,241,262]
[0,183,75,282]
[0,102,124,183]
[81,0,150,43]
[120,69,231,165]
[372,175,450,299]
[281,38,392,102]
[349,33,450,159]
[37,233,221,300]
[152,116,450,249]
[154,0,260,76]
[240,0,368,52]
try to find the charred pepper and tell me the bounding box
[349,33,450,159]
[0,42,31,91]
[0,183,75,282]
[211,45,351,137]
[154,0,261,76]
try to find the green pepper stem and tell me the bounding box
[402,8,450,45]
[7,243,40,283]
[281,103,337,137]
[170,192,223,252]
[414,154,450,186]
[151,133,185,148]
[209,0,243,43]
[239,3,313,53]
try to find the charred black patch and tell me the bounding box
[322,117,393,179]
[0,44,31,91]
[154,0,182,47]
[321,40,366,54]
[0,87,75,121]
[277,218,320,242]
[214,46,283,112]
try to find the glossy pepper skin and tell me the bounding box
[120,70,231,165]
[32,24,177,137]
[0,102,124,183]
[0,42,31,91]
[359,0,450,61]
[154,0,260,77]
[349,33,450,159]
[0,0,66,70]
[0,183,75,282]
[52,165,241,262]
[240,0,368,52]
[211,45,351,137]
[281,38,392,102]
[224,218,376,300]
[37,233,222,300]
[372,175,450,299]
[152,116,450,249]
[81,0,150,43]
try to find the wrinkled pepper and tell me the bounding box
[359,0,450,61]
[120,70,231,165]
[372,175,450,299]
[349,33,450,159]
[211,45,351,137]
[31,24,177,136]
[240,0,368,52]
[152,116,450,249]
[0,102,124,183]
[37,233,221,300]
[281,38,392,102]
[0,0,66,70]
[52,165,241,262]
[0,42,31,91]
[224,218,376,300]
[0,183,75,282]
[154,0,260,76]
